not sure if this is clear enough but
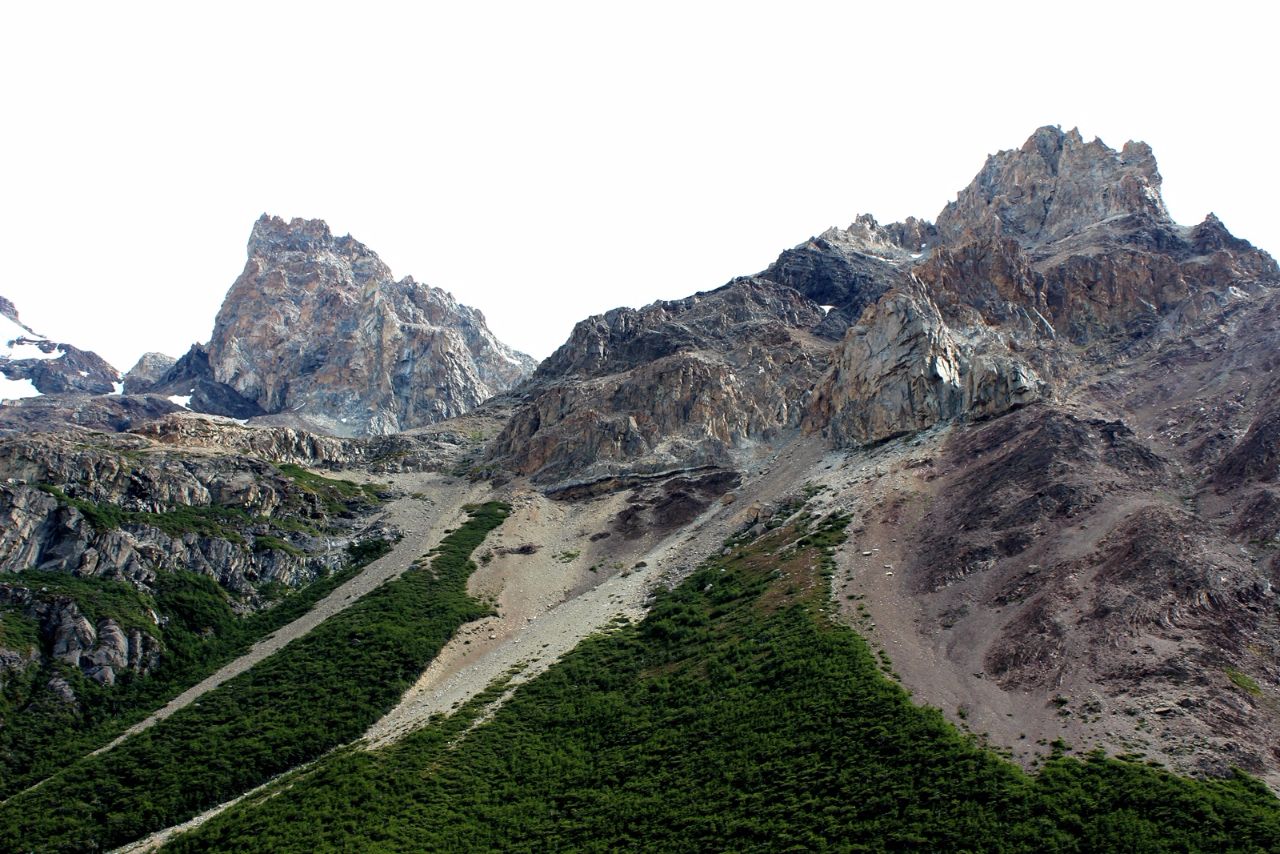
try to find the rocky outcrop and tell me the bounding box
[0,584,162,686]
[935,126,1170,249]
[145,344,264,419]
[0,297,20,325]
[1,297,120,397]
[803,127,1278,449]
[760,214,920,338]
[491,278,832,487]
[122,352,178,394]
[202,215,536,436]
[923,128,1279,348]
[0,430,388,596]
[810,280,1042,447]
[132,412,472,474]
[0,394,181,435]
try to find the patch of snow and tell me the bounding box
[0,314,38,343]
[0,374,42,401]
[111,382,124,396]
[78,370,89,377]
[911,253,923,260]
[819,305,835,315]
[167,394,193,409]
[5,340,61,361]
[0,314,55,361]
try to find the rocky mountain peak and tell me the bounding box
[250,214,332,255]
[936,125,1170,248]
[203,215,535,436]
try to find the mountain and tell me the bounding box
[487,125,1280,788]
[4,127,1280,851]
[0,297,120,399]
[168,215,537,436]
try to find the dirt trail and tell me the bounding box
[96,471,482,755]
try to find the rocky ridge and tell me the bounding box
[490,277,831,486]
[470,126,1280,785]
[0,297,120,399]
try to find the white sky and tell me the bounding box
[2,2,1277,371]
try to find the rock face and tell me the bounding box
[809,279,1042,446]
[490,277,831,486]
[935,126,1169,248]
[0,297,120,398]
[0,585,162,686]
[145,344,265,419]
[0,394,181,435]
[0,429,385,595]
[809,126,1279,448]
[201,215,535,436]
[761,214,924,339]
[122,352,177,394]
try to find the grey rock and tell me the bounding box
[203,215,536,436]
[122,352,178,394]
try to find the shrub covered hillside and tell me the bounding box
[0,503,511,853]
[0,540,391,800]
[174,508,1280,852]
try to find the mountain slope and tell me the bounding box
[4,127,1280,851]
[164,506,1280,852]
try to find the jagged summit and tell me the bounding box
[197,214,537,436]
[936,125,1170,248]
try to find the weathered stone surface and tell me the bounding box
[0,394,181,435]
[491,278,832,487]
[805,128,1278,449]
[122,352,178,394]
[203,215,535,436]
[935,126,1169,248]
[810,280,1042,446]
[924,128,1279,348]
[0,585,162,685]
[0,429,385,594]
[760,214,919,338]
[133,411,471,474]
[145,344,264,419]
[1,295,121,397]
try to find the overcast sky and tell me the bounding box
[2,2,1276,371]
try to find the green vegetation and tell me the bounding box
[0,538,395,800]
[170,510,1280,853]
[0,611,40,654]
[276,463,381,513]
[252,534,304,557]
[553,549,579,563]
[36,484,252,543]
[1227,667,1264,696]
[0,504,509,851]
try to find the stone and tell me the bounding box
[202,215,536,436]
